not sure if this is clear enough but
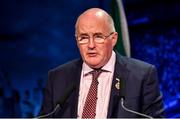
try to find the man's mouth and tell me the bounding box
[87,52,97,57]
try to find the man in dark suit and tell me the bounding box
[39,8,164,118]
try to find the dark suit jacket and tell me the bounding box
[39,53,164,118]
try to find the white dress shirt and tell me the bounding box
[77,51,116,118]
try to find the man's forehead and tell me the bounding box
[76,8,108,28]
[78,32,104,35]
[95,11,104,18]
[79,9,106,21]
[75,8,113,34]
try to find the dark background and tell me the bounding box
[0,0,179,118]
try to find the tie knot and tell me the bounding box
[91,69,102,74]
[90,69,104,80]
[84,69,109,79]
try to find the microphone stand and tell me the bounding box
[35,104,60,118]
[120,98,153,119]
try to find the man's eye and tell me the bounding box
[79,36,89,41]
[94,35,103,39]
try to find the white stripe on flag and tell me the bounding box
[117,0,131,57]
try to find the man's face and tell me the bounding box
[76,15,117,69]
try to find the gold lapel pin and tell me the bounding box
[115,78,120,90]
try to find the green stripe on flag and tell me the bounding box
[110,0,131,57]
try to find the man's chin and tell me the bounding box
[86,62,101,69]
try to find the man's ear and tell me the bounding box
[112,32,118,47]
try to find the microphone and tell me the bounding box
[36,83,76,118]
[120,98,153,119]
[119,78,153,119]
[37,104,60,118]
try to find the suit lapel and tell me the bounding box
[70,59,83,117]
[69,54,130,117]
[107,53,129,117]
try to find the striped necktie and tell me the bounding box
[82,69,102,118]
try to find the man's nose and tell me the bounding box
[87,38,95,49]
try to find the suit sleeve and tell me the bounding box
[142,65,165,117]
[38,70,54,117]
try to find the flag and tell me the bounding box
[110,0,131,57]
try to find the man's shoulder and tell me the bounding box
[117,54,155,70]
[127,57,153,68]
[116,54,157,81]
[50,58,82,73]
